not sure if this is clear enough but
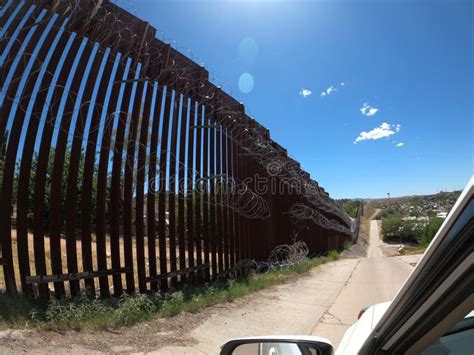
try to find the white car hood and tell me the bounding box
[336,302,392,355]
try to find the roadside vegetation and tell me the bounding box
[337,199,360,218]
[0,251,339,330]
[381,212,444,247]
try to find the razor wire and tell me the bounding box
[227,240,310,279]
[287,203,352,236]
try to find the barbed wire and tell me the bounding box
[227,240,310,279]
[287,203,352,236]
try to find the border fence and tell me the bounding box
[0,0,353,298]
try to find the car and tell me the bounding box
[220,177,473,355]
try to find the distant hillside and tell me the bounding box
[369,190,461,219]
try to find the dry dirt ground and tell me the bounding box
[0,310,202,354]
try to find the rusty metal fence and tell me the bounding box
[0,0,352,298]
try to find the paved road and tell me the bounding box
[156,259,361,354]
[311,220,416,349]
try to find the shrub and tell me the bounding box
[420,217,444,246]
[327,250,339,261]
[399,220,424,243]
[337,200,359,218]
[112,294,157,326]
[343,240,352,250]
[382,215,441,245]
[381,216,402,241]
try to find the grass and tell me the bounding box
[0,251,340,330]
[400,245,427,255]
[343,240,352,250]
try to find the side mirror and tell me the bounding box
[220,336,334,355]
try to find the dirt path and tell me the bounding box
[367,220,384,258]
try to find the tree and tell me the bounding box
[420,217,444,246]
[381,216,402,241]
[337,199,359,218]
[399,220,423,243]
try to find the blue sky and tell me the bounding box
[128,0,472,199]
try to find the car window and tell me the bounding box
[422,310,474,355]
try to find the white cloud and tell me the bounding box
[360,102,379,116]
[340,82,345,86]
[354,122,401,144]
[395,142,404,147]
[321,86,337,96]
[299,88,312,97]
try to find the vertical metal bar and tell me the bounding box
[221,126,230,270]
[237,139,245,263]
[177,96,188,282]
[240,137,247,261]
[96,55,126,299]
[232,134,241,263]
[208,112,217,279]
[201,106,210,281]
[147,84,163,292]
[109,59,138,297]
[243,147,251,259]
[215,122,224,274]
[228,129,236,267]
[251,160,259,260]
[135,80,153,294]
[194,104,203,280]
[167,92,179,287]
[186,100,195,281]
[242,154,250,260]
[158,88,173,291]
